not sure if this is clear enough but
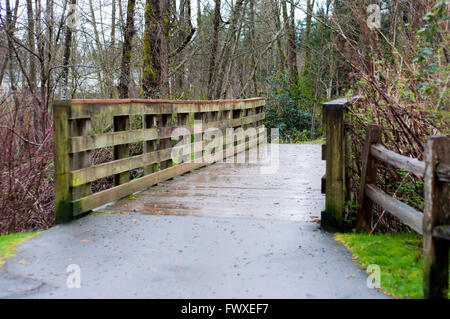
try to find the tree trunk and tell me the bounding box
[61,0,77,100]
[303,0,315,74]
[26,0,37,93]
[214,0,245,99]
[111,0,116,46]
[206,0,221,100]
[6,0,17,92]
[249,0,258,96]
[142,0,169,98]
[272,0,287,73]
[118,0,136,98]
[282,0,298,84]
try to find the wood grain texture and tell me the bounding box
[370,144,425,177]
[422,136,449,299]
[54,98,265,222]
[364,183,423,234]
[356,125,381,232]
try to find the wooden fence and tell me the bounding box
[53,98,266,224]
[322,97,449,299]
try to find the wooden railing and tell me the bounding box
[357,124,449,299]
[53,98,266,223]
[321,97,352,230]
[322,97,449,299]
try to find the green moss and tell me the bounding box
[0,231,41,267]
[335,232,450,299]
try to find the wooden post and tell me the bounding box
[113,115,130,185]
[222,110,232,161]
[69,118,92,200]
[209,111,219,159]
[423,136,449,299]
[321,99,346,230]
[159,114,173,169]
[144,114,157,175]
[177,113,190,163]
[194,112,206,162]
[356,125,382,232]
[53,102,71,224]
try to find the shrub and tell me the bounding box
[0,91,54,234]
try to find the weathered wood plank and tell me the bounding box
[364,183,423,234]
[71,148,172,187]
[143,115,157,175]
[69,118,92,201]
[72,162,206,215]
[370,144,425,178]
[322,102,346,230]
[356,125,382,232]
[53,102,72,224]
[71,135,261,215]
[423,136,449,299]
[71,130,265,187]
[61,98,265,120]
[159,114,173,170]
[113,115,130,185]
[69,113,265,153]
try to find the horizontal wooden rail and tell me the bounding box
[71,135,263,216]
[356,124,449,299]
[70,130,263,187]
[370,144,425,178]
[54,98,266,223]
[364,183,423,234]
[70,113,264,153]
[54,98,265,120]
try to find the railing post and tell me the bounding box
[69,118,92,201]
[321,98,347,230]
[194,112,206,162]
[113,115,130,185]
[53,101,71,224]
[143,114,157,175]
[423,136,449,299]
[177,112,190,163]
[356,125,382,232]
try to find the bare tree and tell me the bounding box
[118,0,136,98]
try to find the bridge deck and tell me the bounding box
[97,144,324,221]
[0,144,388,298]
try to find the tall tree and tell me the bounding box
[118,0,136,98]
[26,0,37,93]
[282,0,298,84]
[61,0,77,100]
[303,0,315,74]
[142,0,169,98]
[272,0,287,73]
[206,0,221,100]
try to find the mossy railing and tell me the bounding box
[322,98,449,299]
[53,98,265,223]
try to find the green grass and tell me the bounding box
[294,137,325,144]
[0,231,41,267]
[335,232,450,299]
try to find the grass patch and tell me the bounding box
[0,231,41,268]
[335,232,450,299]
[294,137,325,144]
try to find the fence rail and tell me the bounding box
[54,98,265,223]
[322,98,449,299]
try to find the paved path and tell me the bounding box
[0,144,388,298]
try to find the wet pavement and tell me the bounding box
[0,144,389,298]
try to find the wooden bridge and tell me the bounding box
[53,97,449,298]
